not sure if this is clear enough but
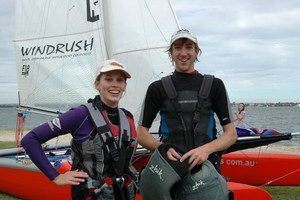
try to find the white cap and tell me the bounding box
[170,29,198,45]
[96,59,131,79]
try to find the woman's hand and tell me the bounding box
[53,170,89,186]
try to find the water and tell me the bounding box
[234,106,300,133]
[1,105,299,145]
[231,105,300,147]
[0,106,53,130]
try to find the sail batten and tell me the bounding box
[113,46,169,56]
[14,28,104,42]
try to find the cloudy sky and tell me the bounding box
[0,0,299,104]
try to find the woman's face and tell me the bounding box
[95,71,127,108]
[238,103,244,111]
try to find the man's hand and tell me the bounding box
[180,146,209,171]
[166,147,182,161]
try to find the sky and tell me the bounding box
[0,0,299,104]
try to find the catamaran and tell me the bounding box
[1,0,299,199]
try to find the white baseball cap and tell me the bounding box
[96,59,131,79]
[170,29,198,45]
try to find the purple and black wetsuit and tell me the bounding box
[21,101,137,181]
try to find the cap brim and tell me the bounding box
[100,66,131,78]
[171,35,197,45]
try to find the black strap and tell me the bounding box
[198,74,214,99]
[161,76,177,99]
[161,75,187,144]
[161,74,214,148]
[161,74,214,124]
[162,74,214,100]
[193,75,214,147]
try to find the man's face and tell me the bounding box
[171,38,199,73]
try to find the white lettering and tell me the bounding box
[149,164,164,181]
[192,180,207,190]
[222,159,256,167]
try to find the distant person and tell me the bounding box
[21,59,138,200]
[234,103,247,128]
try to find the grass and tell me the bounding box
[0,141,300,200]
[0,194,20,200]
[263,186,300,200]
[0,141,17,149]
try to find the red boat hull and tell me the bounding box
[0,167,271,200]
[0,148,275,200]
[0,162,72,200]
[221,152,300,186]
[0,158,272,200]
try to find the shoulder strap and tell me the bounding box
[118,108,131,149]
[198,74,214,99]
[85,103,120,161]
[161,74,214,100]
[161,75,177,99]
[161,75,187,135]
[85,103,131,161]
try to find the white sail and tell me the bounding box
[14,0,180,120]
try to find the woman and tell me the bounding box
[21,59,137,200]
[234,103,247,128]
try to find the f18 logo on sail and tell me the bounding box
[22,65,30,76]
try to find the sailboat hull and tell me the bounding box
[0,147,273,200]
[0,163,72,199]
[221,152,300,186]
[0,167,272,200]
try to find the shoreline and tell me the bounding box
[1,130,299,155]
[0,129,72,144]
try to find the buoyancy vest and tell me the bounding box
[160,74,216,150]
[71,101,137,200]
[160,75,222,171]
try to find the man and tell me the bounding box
[137,29,237,199]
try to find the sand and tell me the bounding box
[0,129,72,144]
[1,129,299,155]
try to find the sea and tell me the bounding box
[0,105,299,146]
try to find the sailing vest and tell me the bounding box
[160,74,222,172]
[160,74,216,150]
[71,102,137,200]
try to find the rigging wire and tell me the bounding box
[260,168,300,187]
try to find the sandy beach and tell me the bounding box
[1,129,299,155]
[0,129,72,144]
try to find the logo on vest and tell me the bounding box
[149,164,164,181]
[192,180,207,190]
